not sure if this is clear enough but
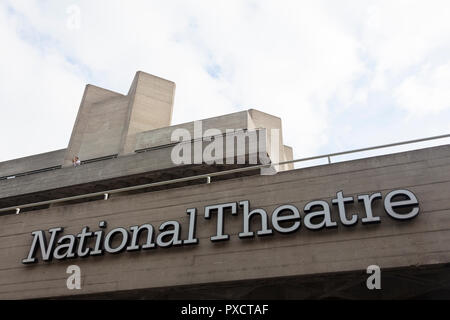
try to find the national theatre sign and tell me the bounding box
[22,189,420,264]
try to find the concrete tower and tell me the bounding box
[64,71,176,166]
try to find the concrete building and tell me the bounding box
[0,71,449,299]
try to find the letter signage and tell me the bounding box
[22,189,420,264]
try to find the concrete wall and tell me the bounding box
[78,93,129,160]
[1,71,292,184]
[135,111,249,151]
[0,107,288,181]
[135,109,293,171]
[63,85,125,166]
[64,72,175,166]
[0,129,267,201]
[119,72,175,155]
[282,145,294,171]
[0,144,449,299]
[0,149,66,178]
[247,109,293,170]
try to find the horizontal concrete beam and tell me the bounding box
[135,110,249,151]
[0,129,270,204]
[0,149,66,178]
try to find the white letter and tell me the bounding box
[203,128,223,164]
[205,203,238,241]
[384,189,419,220]
[66,265,81,290]
[332,191,358,226]
[238,200,272,238]
[271,205,301,233]
[304,200,337,230]
[366,265,381,290]
[194,120,203,164]
[156,221,183,247]
[22,227,63,264]
[358,193,382,224]
[171,128,192,165]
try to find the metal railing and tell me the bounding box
[285,133,450,165]
[0,165,62,181]
[1,133,449,215]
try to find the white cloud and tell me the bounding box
[0,3,85,161]
[0,0,449,163]
[395,62,450,115]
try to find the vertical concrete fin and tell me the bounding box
[247,109,293,172]
[64,72,176,166]
[282,145,294,170]
[119,71,176,155]
[63,85,125,166]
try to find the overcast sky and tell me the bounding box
[1,0,450,163]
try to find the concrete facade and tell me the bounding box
[64,72,176,166]
[0,144,449,299]
[0,149,65,179]
[0,72,292,197]
[1,71,449,299]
